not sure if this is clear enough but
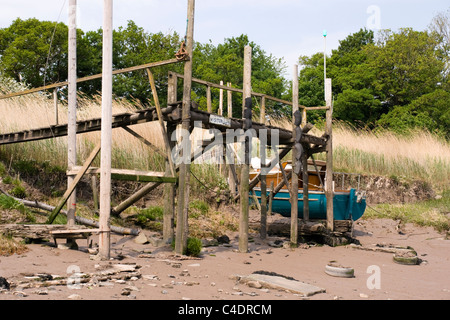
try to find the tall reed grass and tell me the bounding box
[0,88,448,192]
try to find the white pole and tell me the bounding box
[323,30,327,101]
[99,0,113,260]
[67,0,77,228]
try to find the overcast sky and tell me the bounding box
[0,0,448,77]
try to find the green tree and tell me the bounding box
[0,18,69,87]
[378,89,450,137]
[193,34,287,117]
[365,28,444,107]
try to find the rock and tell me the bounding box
[35,289,48,295]
[13,291,28,297]
[247,280,262,289]
[0,277,10,290]
[202,238,219,247]
[68,294,82,300]
[216,235,230,244]
[134,233,149,244]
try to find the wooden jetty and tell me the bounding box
[0,0,340,258]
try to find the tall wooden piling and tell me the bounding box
[99,0,113,260]
[325,78,334,231]
[290,64,299,246]
[67,0,77,229]
[239,45,252,253]
[175,0,195,255]
[165,72,178,242]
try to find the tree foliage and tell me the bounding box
[0,11,449,138]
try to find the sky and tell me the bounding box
[0,0,449,78]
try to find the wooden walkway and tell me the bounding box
[0,103,327,147]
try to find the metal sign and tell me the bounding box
[209,114,231,127]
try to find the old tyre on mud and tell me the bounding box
[325,263,355,278]
[393,250,420,265]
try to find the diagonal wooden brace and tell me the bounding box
[46,143,101,224]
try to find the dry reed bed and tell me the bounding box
[0,93,448,190]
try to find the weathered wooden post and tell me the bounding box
[99,0,113,260]
[227,82,232,118]
[260,135,267,240]
[325,78,333,231]
[53,88,59,125]
[219,80,224,116]
[67,0,77,230]
[239,45,252,253]
[290,64,300,246]
[206,85,212,113]
[176,0,195,255]
[259,96,266,124]
[164,71,178,242]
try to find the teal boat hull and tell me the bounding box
[251,188,366,221]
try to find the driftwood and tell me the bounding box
[0,189,140,236]
[0,224,76,240]
[250,213,353,242]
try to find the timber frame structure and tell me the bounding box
[0,0,340,257]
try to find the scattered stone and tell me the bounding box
[216,235,230,244]
[68,294,82,300]
[202,238,219,247]
[134,233,149,244]
[247,280,262,289]
[180,270,190,277]
[13,291,28,297]
[0,277,10,290]
[161,290,168,294]
[149,237,168,247]
[35,289,48,295]
[268,240,284,248]
[115,280,127,284]
[359,293,369,298]
[124,285,139,292]
[98,281,114,287]
[87,248,98,255]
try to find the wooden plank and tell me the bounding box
[50,228,101,234]
[68,167,177,183]
[46,143,101,224]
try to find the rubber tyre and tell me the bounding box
[393,251,419,265]
[325,264,355,278]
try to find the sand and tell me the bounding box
[0,218,449,301]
